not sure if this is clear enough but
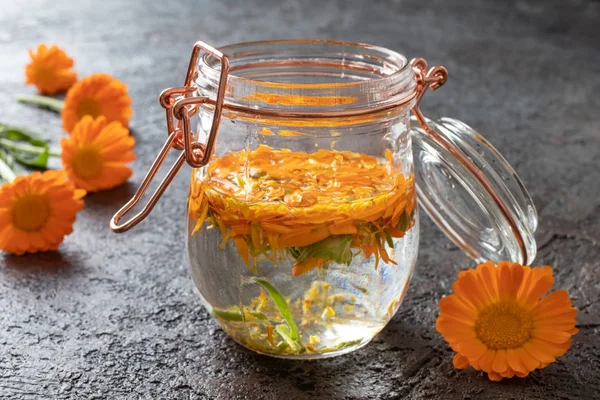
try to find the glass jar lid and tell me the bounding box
[411,116,537,265]
[110,40,538,266]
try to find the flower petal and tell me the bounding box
[457,338,488,359]
[477,349,496,373]
[500,367,515,379]
[476,261,499,302]
[487,371,502,381]
[506,349,526,373]
[492,349,508,373]
[515,347,540,372]
[531,328,572,344]
[452,353,470,369]
[522,339,557,364]
[439,295,477,322]
[498,262,523,301]
[532,290,574,317]
[519,267,554,309]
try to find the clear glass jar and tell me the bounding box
[188,41,419,358]
[111,39,537,360]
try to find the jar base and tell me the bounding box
[234,335,375,360]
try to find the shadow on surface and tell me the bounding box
[206,321,435,399]
[83,181,138,209]
[1,250,82,276]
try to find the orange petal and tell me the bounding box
[452,272,487,310]
[328,219,357,235]
[487,371,502,381]
[452,353,470,369]
[492,349,508,373]
[292,258,324,276]
[534,319,577,330]
[461,270,493,307]
[457,338,487,359]
[477,349,496,373]
[529,338,571,358]
[234,236,250,266]
[476,261,499,302]
[531,328,572,344]
[436,317,477,341]
[515,347,540,372]
[500,367,515,379]
[279,226,330,247]
[439,295,477,323]
[534,307,577,322]
[532,290,574,316]
[506,349,526,373]
[519,267,554,309]
[522,338,557,364]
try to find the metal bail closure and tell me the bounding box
[110,42,230,233]
[409,59,537,265]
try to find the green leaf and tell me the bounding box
[294,234,353,267]
[384,231,394,248]
[335,338,363,350]
[248,311,268,321]
[275,324,305,353]
[287,246,302,260]
[0,125,52,168]
[211,306,245,322]
[0,123,49,146]
[397,212,409,232]
[350,282,369,295]
[0,154,16,183]
[251,277,301,343]
[276,341,290,352]
[16,94,64,113]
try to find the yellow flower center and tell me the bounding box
[35,66,54,83]
[11,194,51,232]
[76,97,102,119]
[475,301,533,349]
[72,146,104,179]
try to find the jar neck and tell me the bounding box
[195,40,417,116]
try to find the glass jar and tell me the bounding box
[111,40,537,360]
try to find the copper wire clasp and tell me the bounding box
[110,42,230,233]
[409,58,528,262]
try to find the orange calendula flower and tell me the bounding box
[0,170,85,255]
[60,115,135,192]
[61,73,133,133]
[25,44,78,95]
[436,261,578,381]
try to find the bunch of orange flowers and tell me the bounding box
[0,44,135,255]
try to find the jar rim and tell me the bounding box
[215,39,411,86]
[195,39,417,115]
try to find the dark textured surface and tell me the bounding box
[1,0,599,399]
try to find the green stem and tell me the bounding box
[0,157,16,182]
[17,94,64,112]
[0,138,47,155]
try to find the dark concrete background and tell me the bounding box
[1,0,599,399]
